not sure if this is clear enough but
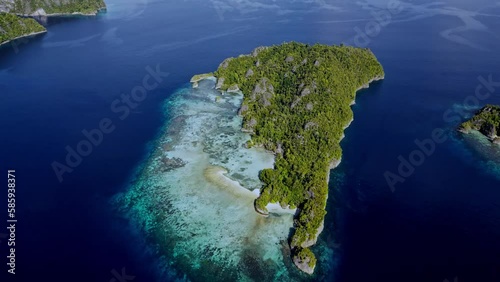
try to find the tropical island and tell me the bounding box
[0,0,105,16]
[459,105,500,145]
[0,0,105,46]
[198,42,384,274]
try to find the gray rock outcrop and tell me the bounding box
[293,255,315,275]
[251,46,267,57]
[245,68,254,78]
[251,78,274,107]
[215,77,225,90]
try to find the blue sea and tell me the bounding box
[1,0,500,281]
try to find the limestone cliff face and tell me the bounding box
[0,0,106,16]
[0,0,14,13]
[293,255,315,275]
[292,247,316,275]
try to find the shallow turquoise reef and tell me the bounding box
[112,79,334,281]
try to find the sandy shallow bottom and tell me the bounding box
[112,79,333,281]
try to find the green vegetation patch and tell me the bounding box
[295,247,317,268]
[9,0,106,15]
[0,12,45,45]
[190,72,214,83]
[214,42,384,271]
[460,105,500,139]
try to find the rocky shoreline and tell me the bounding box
[0,29,46,48]
[0,0,106,16]
[190,72,214,88]
[16,6,106,17]
[291,77,383,274]
[356,75,385,91]
[459,105,500,145]
[194,67,384,275]
[189,43,385,275]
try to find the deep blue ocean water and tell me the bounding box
[1,0,500,281]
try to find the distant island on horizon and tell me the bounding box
[194,42,384,274]
[0,0,106,47]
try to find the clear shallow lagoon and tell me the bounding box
[1,0,500,281]
[112,79,317,281]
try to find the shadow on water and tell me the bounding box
[0,32,46,59]
[41,13,106,27]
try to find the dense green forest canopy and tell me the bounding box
[1,0,105,15]
[214,42,384,272]
[0,12,45,45]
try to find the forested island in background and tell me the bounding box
[459,105,500,145]
[0,0,105,46]
[207,42,384,274]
